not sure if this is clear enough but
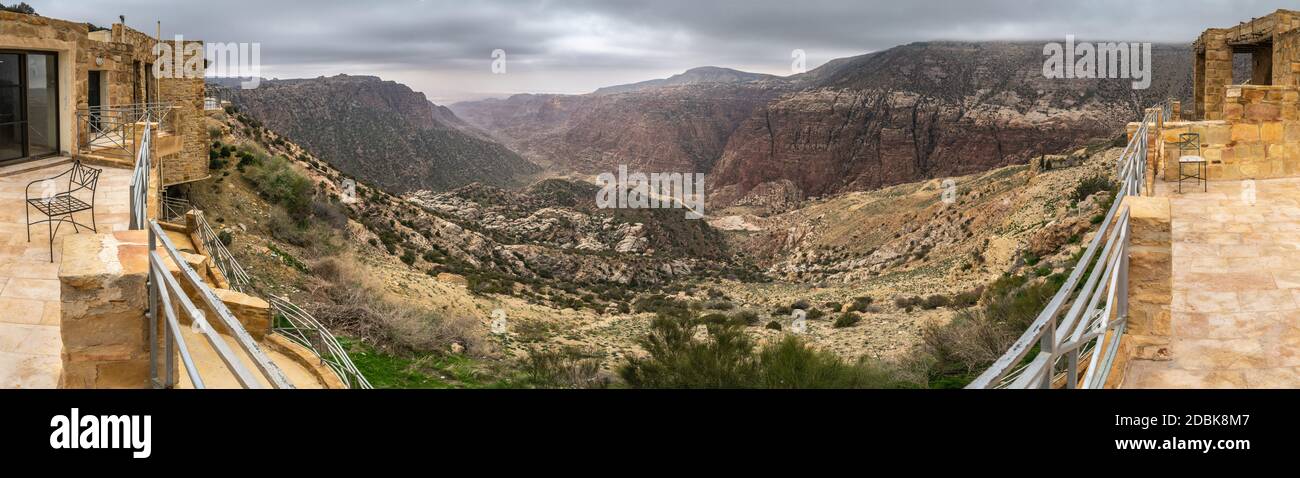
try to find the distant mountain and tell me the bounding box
[453,41,1202,206]
[709,41,1197,203]
[451,81,794,174]
[215,75,539,193]
[592,66,782,95]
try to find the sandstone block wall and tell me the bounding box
[1160,85,1300,181]
[1106,197,1172,388]
[59,231,152,389]
[1279,29,1300,88]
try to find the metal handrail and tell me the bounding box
[161,196,190,224]
[193,209,251,292]
[161,200,369,388]
[969,103,1166,389]
[269,296,374,389]
[146,219,294,389]
[128,122,152,229]
[76,102,174,159]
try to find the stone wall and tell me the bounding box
[59,231,152,389]
[1278,29,1300,88]
[112,25,209,186]
[1105,197,1172,388]
[1159,85,1300,181]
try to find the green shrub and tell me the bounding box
[832,312,861,328]
[894,296,923,309]
[1023,251,1040,266]
[805,308,826,320]
[217,230,232,247]
[619,317,758,388]
[730,310,760,326]
[848,296,874,312]
[704,300,735,311]
[921,295,949,310]
[1072,175,1116,203]
[791,299,811,310]
[400,249,416,266]
[245,154,312,216]
[765,321,782,331]
[620,317,914,388]
[699,313,730,325]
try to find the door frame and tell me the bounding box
[0,49,61,167]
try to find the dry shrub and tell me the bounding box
[308,256,485,356]
[521,347,610,389]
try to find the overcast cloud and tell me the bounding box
[28,0,1288,103]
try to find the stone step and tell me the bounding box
[0,156,75,178]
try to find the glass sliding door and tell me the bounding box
[0,53,22,163]
[0,51,61,166]
[25,52,57,157]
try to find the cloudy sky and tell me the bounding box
[29,0,1288,103]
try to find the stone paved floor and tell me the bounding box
[1123,177,1300,388]
[0,158,131,388]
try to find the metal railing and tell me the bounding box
[128,122,152,229]
[161,196,190,224]
[269,297,374,389]
[76,102,174,159]
[969,104,1163,389]
[147,219,295,389]
[151,198,369,388]
[193,209,252,293]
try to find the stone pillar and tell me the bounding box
[1200,30,1234,120]
[1171,100,1181,121]
[59,231,153,388]
[1105,197,1172,388]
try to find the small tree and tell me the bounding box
[0,3,36,15]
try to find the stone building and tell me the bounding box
[0,11,207,187]
[1149,9,1300,183]
[1193,9,1300,120]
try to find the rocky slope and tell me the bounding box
[215,75,540,194]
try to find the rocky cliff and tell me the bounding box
[451,81,792,174]
[217,75,539,193]
[453,42,1200,207]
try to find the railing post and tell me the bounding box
[148,222,159,388]
[1039,318,1056,389]
[1117,221,1130,320]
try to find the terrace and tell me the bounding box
[0,12,365,389]
[973,9,1300,389]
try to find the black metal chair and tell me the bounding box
[1175,132,1207,193]
[25,160,102,262]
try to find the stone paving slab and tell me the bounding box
[1125,177,1300,388]
[0,159,131,389]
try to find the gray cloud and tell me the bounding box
[29,0,1286,102]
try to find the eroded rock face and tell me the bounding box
[450,82,793,174]
[454,42,1200,207]
[220,75,539,193]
